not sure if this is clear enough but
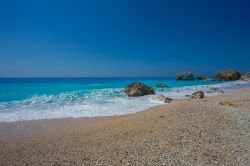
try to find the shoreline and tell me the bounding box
[1,79,249,122]
[0,87,249,140]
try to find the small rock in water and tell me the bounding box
[191,91,204,99]
[157,83,168,88]
[205,78,215,81]
[207,87,224,94]
[196,76,209,80]
[156,94,173,103]
[165,97,173,103]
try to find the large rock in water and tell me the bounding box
[215,70,241,81]
[240,72,250,81]
[124,82,155,97]
[176,72,195,80]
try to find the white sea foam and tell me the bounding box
[0,80,249,122]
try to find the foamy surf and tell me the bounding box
[0,79,249,122]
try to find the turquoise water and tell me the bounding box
[0,78,249,122]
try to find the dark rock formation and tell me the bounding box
[196,76,209,80]
[215,70,241,81]
[124,82,155,97]
[156,94,172,103]
[191,91,204,99]
[176,72,195,81]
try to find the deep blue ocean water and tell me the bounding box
[0,78,249,122]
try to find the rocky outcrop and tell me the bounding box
[157,83,168,88]
[215,70,241,81]
[156,94,172,103]
[206,87,224,94]
[124,82,155,97]
[191,91,204,99]
[240,72,250,81]
[176,72,195,81]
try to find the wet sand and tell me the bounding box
[0,89,250,165]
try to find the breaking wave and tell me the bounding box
[0,80,249,122]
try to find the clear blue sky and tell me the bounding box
[0,0,249,77]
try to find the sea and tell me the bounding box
[0,78,250,122]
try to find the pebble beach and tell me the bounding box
[0,88,250,165]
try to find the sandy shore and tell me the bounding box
[1,89,250,165]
